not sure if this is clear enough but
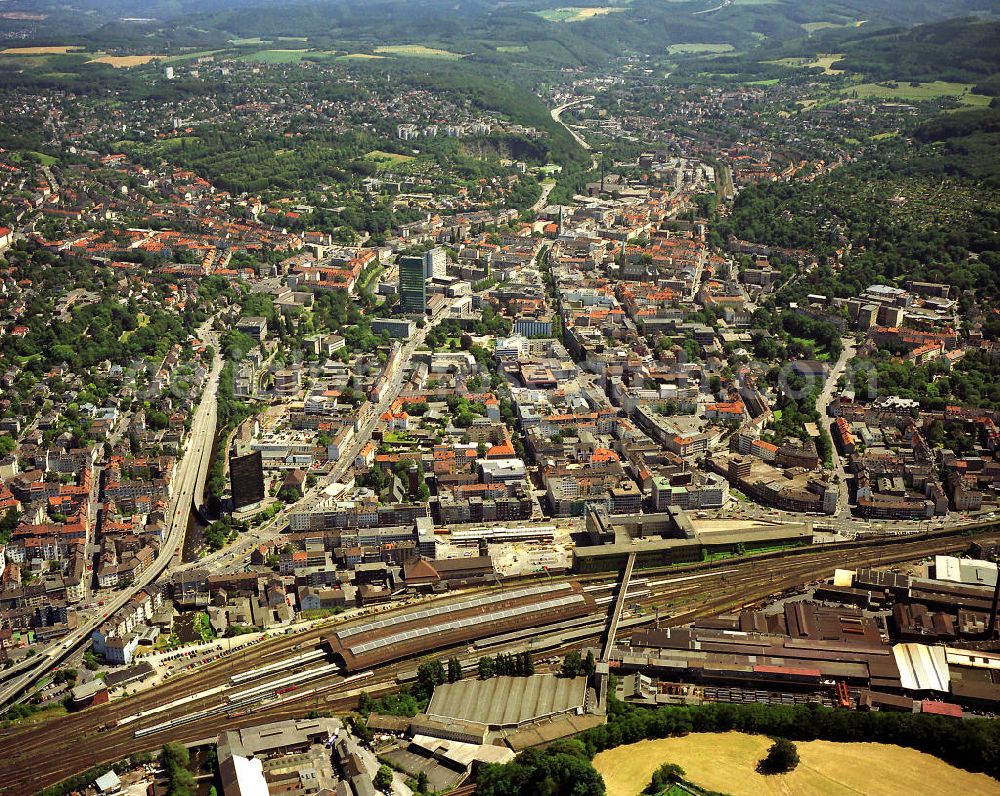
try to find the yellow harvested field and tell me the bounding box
[373,44,465,59]
[535,6,627,22]
[1,45,82,55]
[593,732,998,796]
[809,54,844,75]
[88,55,160,67]
[568,7,623,18]
[766,53,844,75]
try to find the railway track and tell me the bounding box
[2,530,994,795]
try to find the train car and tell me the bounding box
[229,649,327,685]
[227,663,341,703]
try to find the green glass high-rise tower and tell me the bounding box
[398,254,426,314]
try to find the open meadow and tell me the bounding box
[842,81,991,107]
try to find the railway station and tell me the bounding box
[324,582,597,671]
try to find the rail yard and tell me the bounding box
[3,527,997,795]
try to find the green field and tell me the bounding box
[7,150,57,166]
[801,21,840,32]
[373,44,466,59]
[161,49,225,64]
[364,150,416,168]
[120,312,150,342]
[801,20,864,33]
[496,45,529,53]
[842,81,990,107]
[115,136,201,157]
[242,49,314,64]
[0,47,99,71]
[666,43,735,55]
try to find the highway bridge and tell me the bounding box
[0,330,222,708]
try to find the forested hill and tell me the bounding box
[6,0,998,67]
[825,18,1000,84]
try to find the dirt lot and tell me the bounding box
[593,732,998,796]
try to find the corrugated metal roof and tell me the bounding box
[893,643,950,692]
[425,674,587,727]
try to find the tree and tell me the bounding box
[160,742,196,796]
[583,650,596,677]
[160,742,189,770]
[561,651,583,678]
[646,763,685,793]
[478,656,495,679]
[759,738,799,774]
[521,652,534,676]
[374,764,393,792]
[347,713,373,747]
[415,660,446,700]
[476,742,606,796]
[0,508,19,542]
[447,657,463,683]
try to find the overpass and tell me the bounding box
[174,312,445,576]
[594,551,636,708]
[601,552,636,664]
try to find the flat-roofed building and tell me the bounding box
[230,450,265,510]
[372,317,417,339]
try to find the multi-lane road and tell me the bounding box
[176,310,443,575]
[550,96,594,152]
[816,336,859,518]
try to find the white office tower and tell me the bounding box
[424,246,447,279]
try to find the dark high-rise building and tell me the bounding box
[398,255,426,315]
[230,450,265,510]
